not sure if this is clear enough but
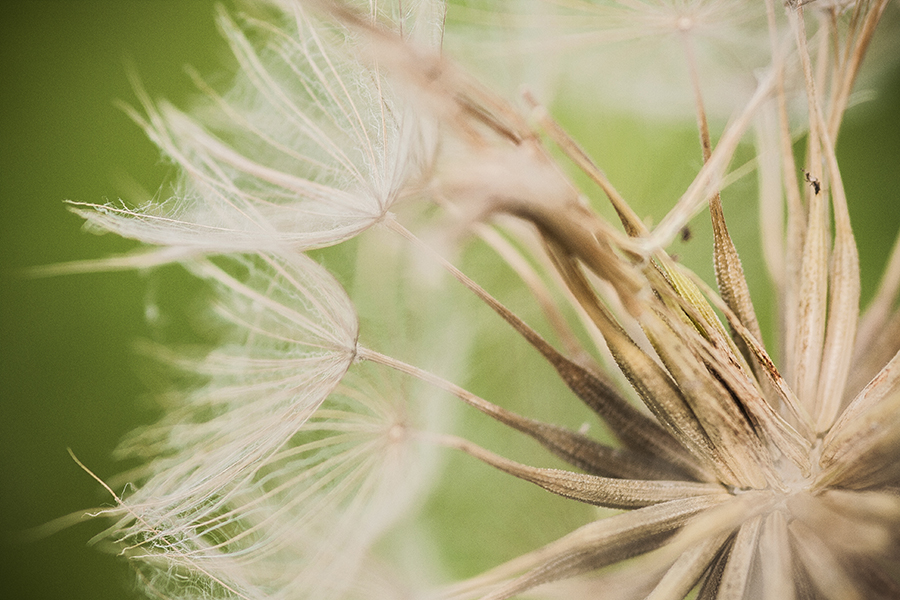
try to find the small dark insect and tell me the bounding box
[803,169,821,195]
[680,225,692,242]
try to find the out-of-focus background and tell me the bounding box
[2,3,222,598]
[2,2,899,599]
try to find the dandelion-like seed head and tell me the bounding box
[59,0,900,599]
[67,4,440,263]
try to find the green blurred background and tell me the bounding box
[1,2,899,599]
[2,3,223,598]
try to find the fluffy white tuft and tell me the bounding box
[72,5,435,256]
[95,252,365,597]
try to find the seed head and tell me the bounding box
[62,1,900,599]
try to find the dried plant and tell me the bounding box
[61,0,900,598]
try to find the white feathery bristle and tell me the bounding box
[111,362,441,600]
[101,253,362,596]
[447,0,773,119]
[71,5,436,257]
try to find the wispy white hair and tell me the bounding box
[71,3,437,257]
[107,364,440,600]
[94,252,363,596]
